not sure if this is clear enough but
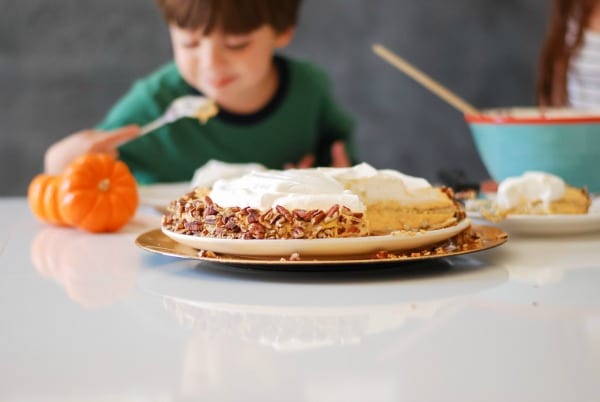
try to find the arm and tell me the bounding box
[44,125,140,175]
[44,74,163,175]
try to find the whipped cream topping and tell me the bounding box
[319,163,431,188]
[496,171,566,210]
[319,163,443,205]
[208,162,447,211]
[209,169,365,212]
[190,159,266,189]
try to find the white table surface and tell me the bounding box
[1,197,599,402]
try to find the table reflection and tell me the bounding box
[165,295,451,351]
[495,233,600,286]
[138,257,507,401]
[141,255,507,346]
[30,227,141,308]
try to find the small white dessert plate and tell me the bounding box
[138,182,190,211]
[467,196,600,235]
[159,219,472,257]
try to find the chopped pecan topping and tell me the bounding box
[161,189,369,240]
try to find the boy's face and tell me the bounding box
[169,24,294,112]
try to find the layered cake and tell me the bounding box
[465,171,591,221]
[321,164,463,234]
[496,172,591,214]
[495,172,590,215]
[162,163,466,239]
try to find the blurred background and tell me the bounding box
[2,0,549,196]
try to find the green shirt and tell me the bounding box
[98,56,355,184]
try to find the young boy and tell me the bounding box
[44,0,356,184]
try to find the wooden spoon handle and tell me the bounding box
[372,43,479,116]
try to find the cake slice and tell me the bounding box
[320,163,464,234]
[495,171,590,215]
[162,163,466,239]
[466,171,591,221]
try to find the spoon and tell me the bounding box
[140,95,219,135]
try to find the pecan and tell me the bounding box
[275,205,293,222]
[248,223,266,239]
[204,203,217,217]
[247,210,259,223]
[323,204,340,223]
[326,204,340,217]
[311,210,326,225]
[347,225,361,233]
[224,218,240,232]
[204,215,218,225]
[375,250,390,259]
[271,214,283,226]
[198,249,217,258]
[292,226,305,238]
[293,209,309,221]
[260,210,275,223]
[186,221,203,232]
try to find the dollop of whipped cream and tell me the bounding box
[190,159,266,189]
[209,169,365,212]
[496,171,566,210]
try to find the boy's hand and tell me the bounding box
[87,125,141,155]
[284,141,351,169]
[45,125,140,175]
[284,154,315,170]
[329,140,350,167]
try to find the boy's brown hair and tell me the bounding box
[157,0,301,34]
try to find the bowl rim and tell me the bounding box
[465,107,600,124]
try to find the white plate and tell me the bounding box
[467,196,600,235]
[138,182,191,210]
[468,212,600,235]
[161,219,471,257]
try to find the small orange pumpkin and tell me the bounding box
[28,174,69,226]
[59,154,139,233]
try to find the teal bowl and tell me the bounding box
[466,108,600,193]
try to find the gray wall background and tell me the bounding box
[2,0,549,196]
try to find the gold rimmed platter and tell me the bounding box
[135,225,508,268]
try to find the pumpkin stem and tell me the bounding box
[98,178,110,192]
